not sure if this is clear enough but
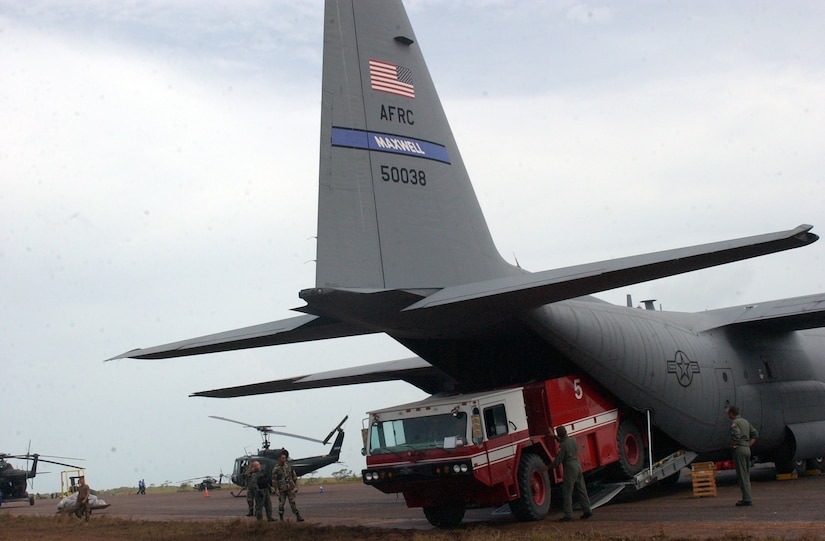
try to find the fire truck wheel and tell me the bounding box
[511,453,551,522]
[422,504,465,529]
[617,420,645,476]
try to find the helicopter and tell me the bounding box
[1,452,83,506]
[209,415,348,497]
[178,473,226,491]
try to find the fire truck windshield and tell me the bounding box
[369,412,468,453]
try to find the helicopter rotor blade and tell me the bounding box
[210,414,330,444]
[27,442,33,489]
[209,415,284,432]
[37,454,85,461]
[322,415,349,445]
[6,453,84,462]
[262,429,324,444]
[38,458,84,469]
[178,476,213,483]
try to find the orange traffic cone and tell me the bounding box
[204,487,209,498]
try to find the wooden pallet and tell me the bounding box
[691,462,717,497]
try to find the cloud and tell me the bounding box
[2,1,824,492]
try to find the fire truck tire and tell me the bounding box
[617,420,645,476]
[510,453,551,522]
[422,504,465,529]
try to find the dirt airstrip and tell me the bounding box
[2,466,824,540]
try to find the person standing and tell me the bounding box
[74,476,91,521]
[242,461,255,517]
[273,453,304,522]
[248,461,274,521]
[728,405,758,506]
[548,426,592,522]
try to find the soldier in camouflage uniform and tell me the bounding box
[273,453,304,522]
[248,461,274,521]
[728,405,758,506]
[548,426,592,522]
[74,476,91,521]
[242,460,254,516]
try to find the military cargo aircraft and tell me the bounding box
[110,0,825,478]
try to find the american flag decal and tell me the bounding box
[369,59,415,99]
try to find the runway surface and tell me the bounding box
[3,466,824,538]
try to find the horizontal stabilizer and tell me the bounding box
[107,314,375,360]
[191,357,458,398]
[404,225,817,316]
[700,293,825,332]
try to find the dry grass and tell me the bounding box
[1,515,823,541]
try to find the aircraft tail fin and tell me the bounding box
[315,0,517,290]
[329,429,345,457]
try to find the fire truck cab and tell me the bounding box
[362,375,648,528]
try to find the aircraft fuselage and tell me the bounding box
[527,300,825,462]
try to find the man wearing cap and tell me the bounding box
[548,426,592,522]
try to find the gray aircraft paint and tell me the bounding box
[112,0,825,469]
[315,0,517,289]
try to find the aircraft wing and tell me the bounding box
[402,224,818,316]
[699,293,825,332]
[190,357,458,398]
[106,314,376,360]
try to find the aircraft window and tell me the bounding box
[369,413,467,454]
[233,459,245,480]
[483,404,509,439]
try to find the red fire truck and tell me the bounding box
[361,375,690,528]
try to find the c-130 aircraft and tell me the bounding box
[111,0,825,486]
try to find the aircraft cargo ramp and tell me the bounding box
[589,450,699,508]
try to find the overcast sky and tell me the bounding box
[2,1,824,494]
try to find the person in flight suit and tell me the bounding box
[728,405,758,506]
[548,426,593,522]
[248,461,274,521]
